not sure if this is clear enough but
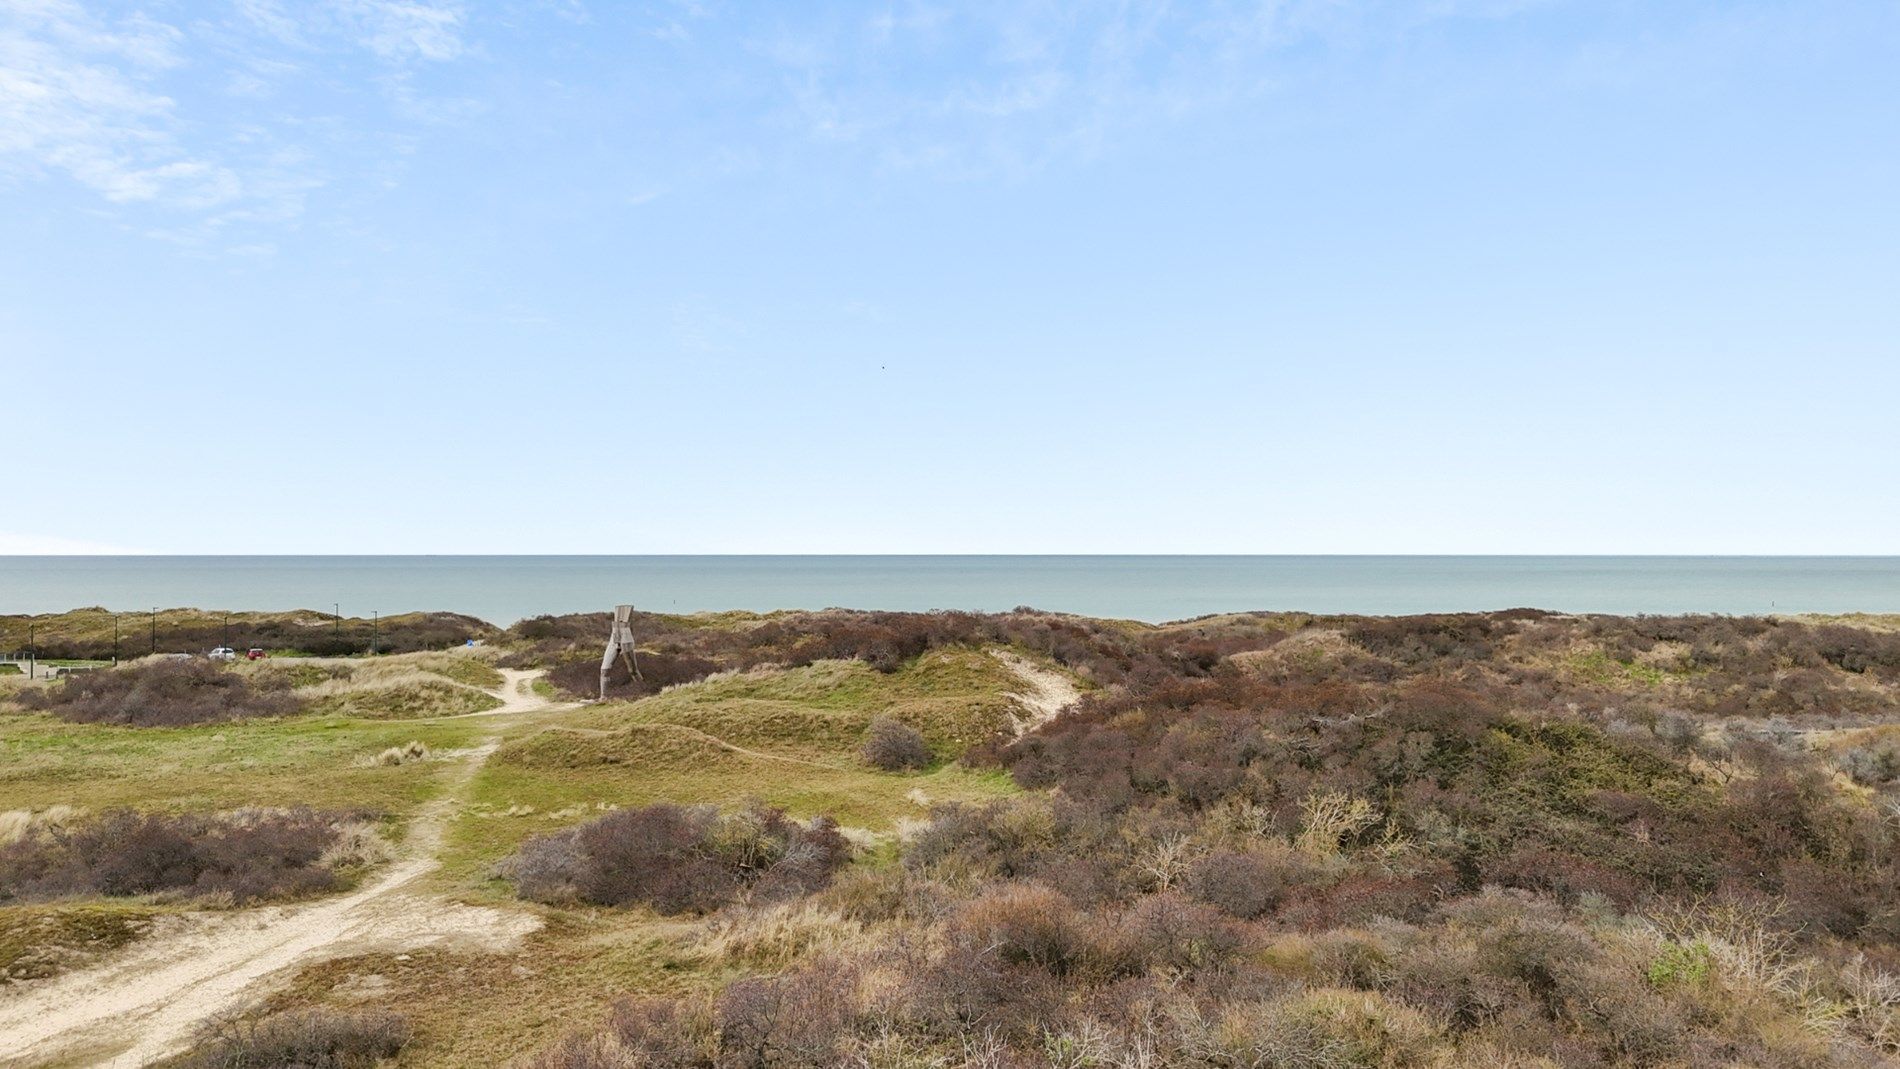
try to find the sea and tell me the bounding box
[2,556,1898,625]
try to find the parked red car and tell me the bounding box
[246,648,268,660]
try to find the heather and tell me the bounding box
[0,807,382,905]
[500,802,850,914]
[17,658,304,726]
[521,609,1900,1068]
[10,606,1900,1065]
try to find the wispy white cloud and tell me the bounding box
[0,0,243,207]
[749,0,1562,179]
[1,0,479,241]
[334,0,467,63]
[645,0,710,43]
[233,0,469,62]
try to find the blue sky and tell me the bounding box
[3,0,1897,554]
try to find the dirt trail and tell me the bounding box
[0,672,565,1069]
[435,667,583,720]
[992,650,1081,734]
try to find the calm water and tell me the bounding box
[2,556,1898,625]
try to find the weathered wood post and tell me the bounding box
[599,604,640,701]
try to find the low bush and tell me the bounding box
[861,716,932,771]
[1840,743,1900,786]
[716,958,860,1068]
[0,808,377,905]
[949,883,1092,975]
[513,605,1900,1069]
[180,1008,410,1069]
[1186,851,1290,919]
[500,802,850,913]
[17,658,303,726]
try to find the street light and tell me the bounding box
[370,611,378,655]
[334,603,340,639]
[150,608,157,656]
[113,614,120,665]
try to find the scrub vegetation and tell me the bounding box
[16,657,305,726]
[0,807,384,905]
[4,606,1900,1067]
[502,608,1900,1069]
[12,648,504,728]
[0,607,495,660]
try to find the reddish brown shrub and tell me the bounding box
[949,883,1090,975]
[18,658,303,726]
[179,1008,408,1068]
[1185,851,1289,919]
[861,716,932,771]
[500,803,849,914]
[1114,891,1247,971]
[0,808,365,904]
[715,958,858,1067]
[904,940,1068,1038]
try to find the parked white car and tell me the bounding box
[208,647,238,661]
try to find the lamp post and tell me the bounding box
[26,622,33,680]
[113,614,120,665]
[149,608,156,656]
[334,603,340,639]
[370,611,378,655]
[222,613,229,652]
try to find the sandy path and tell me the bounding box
[992,650,1081,734]
[0,672,563,1068]
[432,667,583,720]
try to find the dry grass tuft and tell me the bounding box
[695,900,874,969]
[370,740,432,766]
[0,804,84,846]
[303,674,501,719]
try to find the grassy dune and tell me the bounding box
[0,628,1040,1062]
[433,649,1022,895]
[0,713,492,816]
[0,650,509,817]
[10,607,1900,1068]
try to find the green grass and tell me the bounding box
[0,711,491,817]
[0,643,1044,1067]
[1563,646,1677,688]
[442,730,1012,894]
[390,648,1035,1062]
[563,647,1024,755]
[432,648,1030,897]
